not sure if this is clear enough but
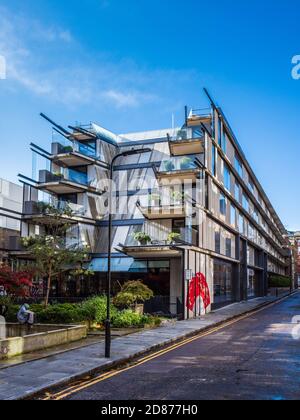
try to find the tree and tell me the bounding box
[22,235,90,307]
[21,202,91,307]
[0,263,34,298]
[114,280,154,309]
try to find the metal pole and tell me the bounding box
[105,164,113,358]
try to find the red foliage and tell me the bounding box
[0,264,34,298]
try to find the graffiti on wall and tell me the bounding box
[186,272,211,312]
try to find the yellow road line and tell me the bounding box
[43,295,291,400]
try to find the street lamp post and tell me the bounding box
[105,147,152,358]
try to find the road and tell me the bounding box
[59,293,300,400]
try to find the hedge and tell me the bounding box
[4,296,162,328]
[269,276,292,288]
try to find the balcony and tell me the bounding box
[51,141,106,168]
[38,169,99,195]
[155,155,203,184]
[137,193,195,220]
[119,227,198,258]
[23,200,86,226]
[187,108,212,127]
[168,128,205,157]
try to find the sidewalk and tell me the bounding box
[0,292,295,400]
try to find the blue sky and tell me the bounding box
[0,0,299,229]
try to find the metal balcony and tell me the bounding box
[37,170,99,195]
[155,155,204,184]
[51,141,107,168]
[22,200,86,226]
[168,128,205,157]
[119,228,198,258]
[187,108,212,126]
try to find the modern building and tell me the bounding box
[288,231,300,287]
[18,90,291,319]
[0,178,23,261]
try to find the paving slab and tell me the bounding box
[0,292,294,400]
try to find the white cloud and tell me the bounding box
[0,5,198,111]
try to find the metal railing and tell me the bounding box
[168,127,204,142]
[159,155,201,173]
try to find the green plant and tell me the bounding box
[269,276,292,288]
[79,296,117,324]
[63,146,73,153]
[111,310,149,328]
[133,232,151,245]
[171,191,185,203]
[114,281,154,308]
[167,232,181,244]
[176,129,188,140]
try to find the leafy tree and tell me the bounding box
[114,280,154,309]
[22,235,90,307]
[0,263,34,298]
[21,202,91,307]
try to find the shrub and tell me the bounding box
[269,276,292,288]
[114,281,154,308]
[112,310,150,328]
[79,296,117,324]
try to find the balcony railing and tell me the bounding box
[158,155,201,173]
[51,141,104,161]
[24,200,85,217]
[169,127,204,142]
[39,169,88,187]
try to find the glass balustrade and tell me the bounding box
[159,155,200,173]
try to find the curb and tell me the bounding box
[16,291,297,400]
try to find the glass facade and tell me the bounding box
[213,259,234,306]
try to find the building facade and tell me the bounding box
[0,178,23,261]
[19,91,291,318]
[288,231,300,287]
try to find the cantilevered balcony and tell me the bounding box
[187,108,212,127]
[137,193,195,220]
[22,200,87,226]
[51,140,107,168]
[119,227,198,258]
[155,155,204,184]
[38,169,99,195]
[168,127,205,156]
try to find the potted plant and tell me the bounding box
[180,157,193,170]
[167,232,181,244]
[133,232,151,246]
[163,160,175,172]
[114,280,154,314]
[53,171,63,180]
[149,193,161,207]
[63,145,73,153]
[171,191,185,205]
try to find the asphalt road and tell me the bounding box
[65,293,300,401]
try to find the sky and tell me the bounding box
[0,0,299,230]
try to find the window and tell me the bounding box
[215,231,221,254]
[226,238,232,258]
[221,130,227,154]
[192,127,202,139]
[242,194,249,212]
[234,155,243,177]
[235,182,240,202]
[212,144,216,176]
[218,118,222,147]
[230,205,236,227]
[224,164,231,191]
[249,178,254,194]
[239,214,244,234]
[220,193,227,216]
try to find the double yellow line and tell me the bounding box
[42,296,289,400]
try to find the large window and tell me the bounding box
[235,182,240,202]
[242,194,249,212]
[215,231,221,254]
[213,260,234,306]
[234,155,243,177]
[224,164,231,191]
[230,205,236,227]
[239,214,244,234]
[220,193,227,216]
[212,144,216,176]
